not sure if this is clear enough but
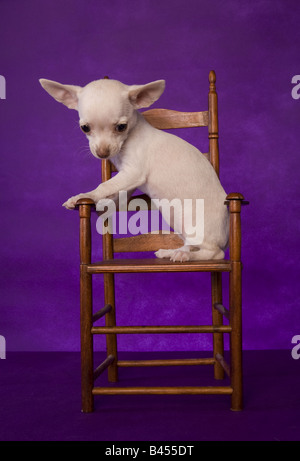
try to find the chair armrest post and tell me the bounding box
[77,198,95,265]
[226,193,245,262]
[76,198,95,411]
[226,192,246,411]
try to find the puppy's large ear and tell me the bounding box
[39,79,82,110]
[128,80,165,109]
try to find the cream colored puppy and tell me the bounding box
[39,77,229,261]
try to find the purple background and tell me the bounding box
[1,0,299,353]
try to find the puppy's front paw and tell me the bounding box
[62,193,86,209]
[155,249,174,259]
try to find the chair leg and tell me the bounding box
[211,272,224,380]
[80,265,94,412]
[230,262,243,411]
[104,273,118,382]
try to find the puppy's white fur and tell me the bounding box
[39,77,229,261]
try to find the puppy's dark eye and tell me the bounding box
[116,123,127,133]
[80,124,91,133]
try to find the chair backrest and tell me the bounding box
[101,70,219,258]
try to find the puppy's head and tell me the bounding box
[39,77,165,160]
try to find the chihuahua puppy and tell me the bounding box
[39,77,229,261]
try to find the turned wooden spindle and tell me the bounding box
[101,159,118,383]
[78,200,94,412]
[226,192,244,411]
[208,70,220,177]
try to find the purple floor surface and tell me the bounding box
[0,350,299,441]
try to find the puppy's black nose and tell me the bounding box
[95,147,110,159]
[97,152,110,159]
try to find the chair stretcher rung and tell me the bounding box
[214,303,230,320]
[117,357,215,367]
[91,325,232,334]
[92,304,112,323]
[92,386,233,395]
[93,355,115,381]
[215,353,230,377]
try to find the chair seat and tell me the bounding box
[87,258,231,273]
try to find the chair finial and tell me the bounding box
[209,70,216,84]
[209,70,216,93]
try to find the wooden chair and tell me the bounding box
[75,70,248,412]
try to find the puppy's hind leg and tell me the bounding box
[188,245,225,261]
[155,244,224,262]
